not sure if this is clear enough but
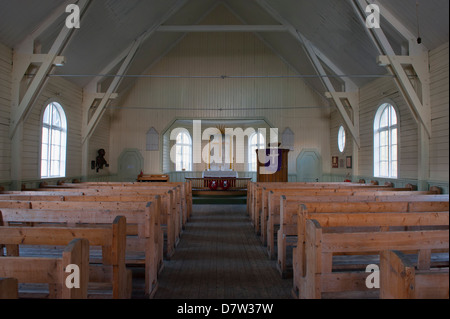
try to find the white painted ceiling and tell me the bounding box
[0,0,448,95]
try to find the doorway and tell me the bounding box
[296,149,322,182]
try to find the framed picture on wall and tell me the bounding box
[332,156,339,168]
[346,156,352,169]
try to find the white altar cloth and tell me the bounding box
[202,171,238,178]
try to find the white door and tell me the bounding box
[296,149,322,182]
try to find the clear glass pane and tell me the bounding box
[60,132,67,149]
[52,130,61,147]
[391,144,398,162]
[51,145,61,162]
[391,128,397,145]
[52,105,61,128]
[390,106,397,126]
[380,161,389,177]
[380,106,389,128]
[380,146,388,162]
[60,160,66,177]
[41,144,48,160]
[380,131,388,147]
[251,134,257,146]
[43,106,51,125]
[42,127,49,145]
[258,134,265,148]
[41,160,48,177]
[338,126,346,152]
[391,161,398,178]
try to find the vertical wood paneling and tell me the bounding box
[22,77,83,180]
[108,6,331,176]
[358,77,418,180]
[88,113,111,178]
[429,42,449,182]
[329,108,354,177]
[0,42,12,182]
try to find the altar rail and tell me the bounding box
[185,177,252,191]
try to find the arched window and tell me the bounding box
[248,132,265,172]
[175,132,192,171]
[338,126,346,153]
[41,102,67,178]
[374,103,398,178]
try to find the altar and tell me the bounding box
[202,170,238,179]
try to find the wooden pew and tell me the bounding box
[0,198,161,298]
[33,184,187,235]
[280,197,449,278]
[0,238,89,299]
[250,183,402,234]
[0,190,174,252]
[0,214,130,299]
[248,181,391,216]
[262,188,430,248]
[0,191,179,260]
[269,193,448,262]
[0,278,18,299]
[37,181,193,222]
[380,250,449,299]
[292,203,449,298]
[297,212,449,299]
[264,188,438,242]
[137,174,170,182]
[1,187,182,240]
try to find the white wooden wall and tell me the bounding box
[0,6,447,189]
[329,42,449,187]
[0,42,109,188]
[0,43,12,183]
[21,77,83,181]
[429,42,449,182]
[329,108,354,178]
[108,7,331,177]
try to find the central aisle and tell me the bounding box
[153,204,292,299]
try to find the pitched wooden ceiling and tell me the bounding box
[0,0,448,94]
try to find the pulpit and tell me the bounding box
[256,148,289,182]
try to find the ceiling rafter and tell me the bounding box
[81,0,191,145]
[9,0,91,139]
[254,0,360,148]
[351,0,432,139]
[255,0,358,92]
[156,25,287,32]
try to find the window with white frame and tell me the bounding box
[41,102,67,178]
[374,103,398,178]
[175,132,192,171]
[248,132,265,172]
[338,126,346,153]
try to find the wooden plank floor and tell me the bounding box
[145,204,292,299]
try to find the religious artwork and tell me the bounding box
[146,127,159,151]
[281,127,294,151]
[332,156,339,168]
[95,149,109,172]
[207,131,233,171]
[346,156,353,169]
